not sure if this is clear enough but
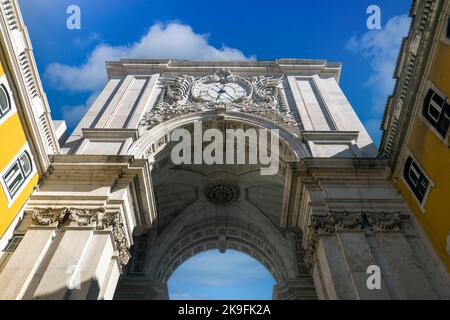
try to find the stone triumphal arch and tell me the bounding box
[0,60,448,300]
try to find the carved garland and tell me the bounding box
[30,207,131,266]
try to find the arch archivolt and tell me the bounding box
[119,110,314,299]
[134,195,301,287]
[127,111,311,163]
[154,218,289,283]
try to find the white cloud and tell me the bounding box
[175,250,272,287]
[45,22,253,92]
[61,91,99,129]
[346,14,411,144]
[169,250,275,289]
[170,292,195,300]
[346,14,410,110]
[169,290,207,300]
[72,32,102,48]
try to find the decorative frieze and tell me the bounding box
[367,212,401,231]
[139,69,298,130]
[29,207,130,265]
[69,208,105,227]
[30,207,69,226]
[304,211,403,270]
[335,212,364,231]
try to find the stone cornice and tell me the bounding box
[46,155,135,183]
[301,131,359,143]
[289,158,389,174]
[81,128,140,141]
[379,0,444,170]
[0,0,60,172]
[49,154,135,163]
[37,154,154,227]
[106,59,342,82]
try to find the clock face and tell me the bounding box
[192,78,252,103]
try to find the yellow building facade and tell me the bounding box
[0,60,39,240]
[381,0,450,271]
[0,1,60,254]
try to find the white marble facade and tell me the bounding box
[0,59,448,300]
[62,59,376,158]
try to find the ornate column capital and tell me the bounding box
[68,208,105,227]
[68,208,131,266]
[304,211,403,270]
[366,212,401,231]
[304,213,335,269]
[28,207,130,266]
[334,212,364,231]
[69,208,131,266]
[30,207,69,226]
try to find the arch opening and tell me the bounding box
[167,249,276,300]
[115,112,317,300]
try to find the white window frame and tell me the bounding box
[0,74,17,127]
[3,235,23,252]
[428,91,445,123]
[419,81,450,146]
[4,161,24,197]
[447,16,450,41]
[400,150,435,213]
[0,84,11,116]
[441,13,450,44]
[3,152,32,197]
[0,144,36,208]
[408,162,420,186]
[446,232,450,257]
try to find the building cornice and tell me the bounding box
[289,157,389,172]
[379,0,447,176]
[0,0,60,174]
[43,154,154,227]
[106,59,342,82]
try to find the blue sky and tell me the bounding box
[17,0,412,299]
[18,0,412,145]
[168,250,275,300]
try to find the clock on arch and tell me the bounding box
[191,69,253,103]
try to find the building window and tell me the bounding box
[0,84,11,120]
[403,157,430,204]
[447,17,450,39]
[423,88,450,137]
[2,152,32,198]
[3,235,23,253]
